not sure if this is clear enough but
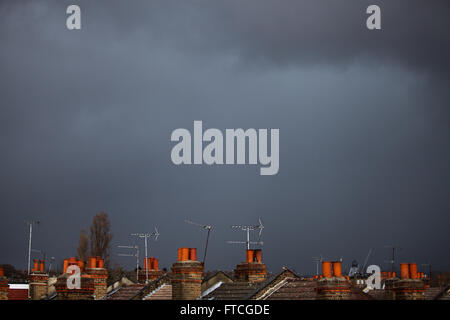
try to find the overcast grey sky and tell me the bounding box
[0,0,449,275]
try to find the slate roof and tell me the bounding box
[107,283,146,300]
[202,270,233,283]
[263,278,317,300]
[201,281,261,300]
[143,284,172,300]
[259,278,373,300]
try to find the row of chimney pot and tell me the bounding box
[31,259,46,273]
[143,257,159,270]
[246,249,262,263]
[22,253,429,282]
[322,261,343,278]
[177,247,197,261]
[400,263,425,279]
[63,256,105,273]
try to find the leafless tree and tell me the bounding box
[77,228,89,262]
[90,211,113,266]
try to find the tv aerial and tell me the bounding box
[117,244,139,281]
[131,226,159,283]
[312,254,323,276]
[184,219,212,267]
[227,217,264,250]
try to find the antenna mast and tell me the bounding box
[24,220,40,275]
[227,218,264,250]
[384,245,401,274]
[117,245,139,281]
[184,220,212,267]
[312,255,323,276]
[131,227,159,284]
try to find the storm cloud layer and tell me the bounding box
[0,0,449,274]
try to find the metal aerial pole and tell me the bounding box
[144,235,148,283]
[203,228,211,265]
[131,227,159,284]
[25,220,40,274]
[227,218,264,252]
[184,220,213,268]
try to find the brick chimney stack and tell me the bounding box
[171,248,204,300]
[391,262,426,300]
[138,257,163,283]
[86,256,108,300]
[317,260,351,300]
[234,249,267,283]
[55,256,95,300]
[0,267,8,300]
[29,259,49,300]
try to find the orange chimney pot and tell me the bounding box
[332,261,342,277]
[254,249,262,263]
[89,256,97,269]
[400,263,410,279]
[409,263,418,279]
[179,248,189,261]
[322,261,332,278]
[246,249,254,263]
[189,248,197,261]
[39,260,45,272]
[153,258,159,270]
[98,259,104,269]
[0,267,4,277]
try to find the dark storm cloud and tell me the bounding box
[0,0,449,274]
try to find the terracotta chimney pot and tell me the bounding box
[254,249,262,263]
[180,248,189,261]
[189,248,197,261]
[322,261,332,278]
[89,256,97,269]
[246,249,254,263]
[400,263,410,279]
[409,263,418,279]
[332,261,342,277]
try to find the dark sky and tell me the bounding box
[1,0,449,275]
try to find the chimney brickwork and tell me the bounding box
[172,248,204,300]
[29,260,48,300]
[234,249,267,283]
[55,256,104,300]
[138,257,163,282]
[317,261,352,300]
[392,263,426,300]
[55,274,95,300]
[86,256,108,300]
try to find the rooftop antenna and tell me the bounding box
[384,245,401,274]
[227,217,264,250]
[361,248,373,274]
[312,254,323,276]
[184,220,212,267]
[131,227,159,284]
[117,245,139,281]
[24,220,40,275]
